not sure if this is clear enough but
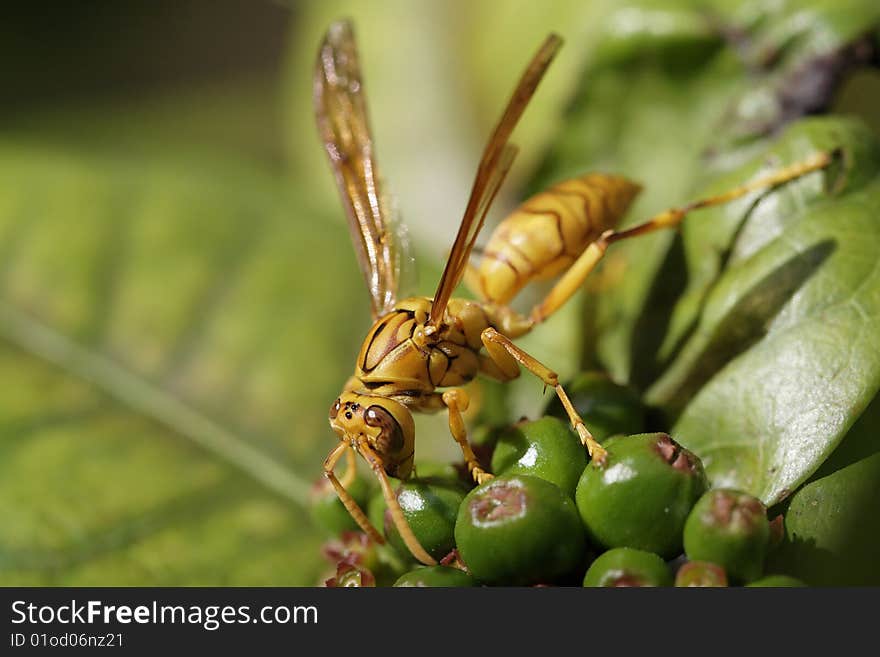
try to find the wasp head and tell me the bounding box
[328,391,415,478]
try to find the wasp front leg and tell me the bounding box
[338,444,357,488]
[440,389,493,485]
[481,327,607,463]
[323,442,384,545]
[356,440,438,566]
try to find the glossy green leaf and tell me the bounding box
[767,392,880,585]
[660,118,880,505]
[0,142,369,584]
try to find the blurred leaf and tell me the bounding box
[0,141,370,584]
[4,77,287,168]
[657,118,880,505]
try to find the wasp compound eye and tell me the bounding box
[364,405,404,455]
[329,398,342,420]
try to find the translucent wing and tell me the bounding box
[429,33,562,326]
[314,20,403,319]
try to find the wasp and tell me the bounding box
[315,20,833,565]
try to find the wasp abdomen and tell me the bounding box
[476,173,641,304]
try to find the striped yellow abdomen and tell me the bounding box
[476,174,641,304]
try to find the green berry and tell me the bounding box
[746,575,807,587]
[309,473,373,536]
[381,478,467,562]
[675,561,728,587]
[583,548,672,587]
[683,489,770,584]
[455,474,585,586]
[393,566,476,587]
[575,433,707,558]
[490,416,587,497]
[545,371,645,442]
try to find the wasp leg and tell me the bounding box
[529,150,836,324]
[441,388,493,485]
[339,444,357,489]
[481,327,607,463]
[323,442,384,545]
[356,440,438,566]
[478,353,519,381]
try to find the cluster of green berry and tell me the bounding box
[310,374,804,587]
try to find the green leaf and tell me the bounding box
[656,117,880,505]
[0,142,370,584]
[767,391,880,586]
[530,0,880,386]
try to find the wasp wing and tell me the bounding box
[314,20,403,319]
[428,33,562,326]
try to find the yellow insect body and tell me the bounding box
[355,297,488,395]
[476,174,642,304]
[314,20,834,567]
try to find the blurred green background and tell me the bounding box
[1,0,878,585]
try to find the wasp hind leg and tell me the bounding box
[481,327,607,463]
[527,150,836,325]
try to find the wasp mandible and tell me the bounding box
[315,20,834,566]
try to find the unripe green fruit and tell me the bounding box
[683,489,770,584]
[545,371,645,442]
[674,560,728,587]
[309,473,373,536]
[491,416,587,497]
[455,474,585,586]
[746,574,806,587]
[377,478,467,562]
[583,548,672,587]
[393,566,476,587]
[576,433,707,558]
